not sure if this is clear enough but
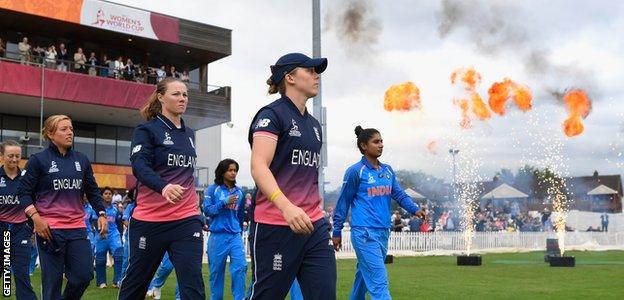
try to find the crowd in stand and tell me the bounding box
[1,36,191,84]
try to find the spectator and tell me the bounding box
[114,56,124,79]
[107,56,116,78]
[123,58,135,81]
[601,212,609,232]
[100,54,111,77]
[445,212,455,231]
[146,68,157,84]
[73,47,87,73]
[18,37,31,64]
[112,190,123,205]
[408,215,423,232]
[156,65,166,82]
[180,69,190,83]
[87,52,98,76]
[56,43,69,71]
[45,45,57,69]
[0,38,5,58]
[32,45,46,64]
[168,65,179,78]
[391,211,404,232]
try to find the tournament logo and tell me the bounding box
[289,119,301,137]
[92,9,106,26]
[367,173,376,184]
[0,177,5,188]
[313,127,321,142]
[49,161,59,173]
[163,132,174,145]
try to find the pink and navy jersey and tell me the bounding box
[130,113,199,222]
[248,96,324,225]
[0,167,27,223]
[332,157,420,238]
[17,144,105,229]
[203,184,245,233]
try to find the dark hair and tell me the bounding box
[214,158,239,185]
[0,140,21,154]
[140,77,184,120]
[101,186,113,194]
[354,125,380,154]
[266,67,300,95]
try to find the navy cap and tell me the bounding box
[270,53,328,85]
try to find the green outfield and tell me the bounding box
[15,250,624,299]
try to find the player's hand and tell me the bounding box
[280,203,314,235]
[98,215,109,239]
[162,184,186,204]
[31,213,52,241]
[332,237,342,251]
[228,194,238,205]
[415,209,426,219]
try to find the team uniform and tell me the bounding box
[147,252,180,299]
[17,143,106,300]
[0,167,36,300]
[333,157,420,300]
[204,184,247,300]
[95,203,123,286]
[83,203,97,254]
[248,95,336,299]
[121,200,135,278]
[118,113,204,299]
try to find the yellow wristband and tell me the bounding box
[269,189,283,202]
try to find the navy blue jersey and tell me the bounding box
[248,96,324,225]
[17,144,105,229]
[130,113,199,222]
[0,167,26,223]
[332,157,419,237]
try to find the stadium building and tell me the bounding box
[0,0,231,191]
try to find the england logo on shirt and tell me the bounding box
[289,119,301,137]
[49,161,59,173]
[163,132,174,145]
[313,127,321,141]
[0,177,5,188]
[75,161,82,172]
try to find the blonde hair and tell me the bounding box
[42,115,71,141]
[266,68,298,95]
[140,77,184,120]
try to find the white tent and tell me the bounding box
[481,183,528,200]
[587,184,618,195]
[405,188,426,199]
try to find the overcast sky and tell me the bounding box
[110,0,624,190]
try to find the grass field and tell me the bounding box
[14,250,624,299]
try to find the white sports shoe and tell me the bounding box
[146,289,154,297]
[98,283,107,289]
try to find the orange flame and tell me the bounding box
[451,67,481,91]
[471,93,491,120]
[487,78,532,115]
[562,89,592,137]
[426,139,437,155]
[454,99,472,129]
[384,82,421,111]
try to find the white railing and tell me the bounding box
[200,230,624,261]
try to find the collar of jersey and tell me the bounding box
[0,166,21,179]
[360,156,386,171]
[156,113,186,131]
[218,184,240,193]
[48,143,73,157]
[279,95,309,118]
